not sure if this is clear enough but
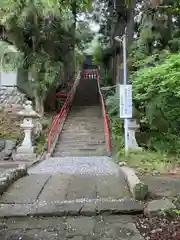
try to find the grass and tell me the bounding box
[112,137,179,175]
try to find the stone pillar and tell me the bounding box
[13,100,40,161]
[127,119,142,151]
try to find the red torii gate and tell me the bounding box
[83,70,99,80]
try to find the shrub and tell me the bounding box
[132,53,180,154]
[105,94,119,117]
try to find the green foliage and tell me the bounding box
[0,0,94,114]
[29,51,62,97]
[93,0,180,171]
[109,113,177,174]
[0,41,24,71]
[93,43,101,64]
[133,53,180,155]
[105,94,119,117]
[129,40,171,73]
[102,73,113,86]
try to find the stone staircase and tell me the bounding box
[53,106,106,157]
[53,76,107,157]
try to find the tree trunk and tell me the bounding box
[34,92,44,116]
[126,0,136,79]
[44,86,57,113]
[70,0,77,81]
[127,0,136,48]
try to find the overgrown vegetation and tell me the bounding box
[0,111,23,142]
[93,0,180,173]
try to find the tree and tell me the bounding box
[91,0,136,85]
[98,0,180,155]
[0,0,93,115]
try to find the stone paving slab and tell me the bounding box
[38,174,72,202]
[0,215,144,239]
[96,174,131,199]
[0,199,144,217]
[0,171,131,204]
[28,156,120,175]
[0,174,50,204]
[67,175,97,200]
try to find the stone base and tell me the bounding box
[16,145,34,154]
[13,153,37,162]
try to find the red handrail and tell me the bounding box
[47,73,80,153]
[97,75,111,155]
[47,71,111,155]
[56,93,70,98]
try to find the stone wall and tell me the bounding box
[0,86,28,114]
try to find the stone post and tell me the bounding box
[127,119,142,151]
[13,100,40,161]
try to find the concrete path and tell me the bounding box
[0,157,145,239]
[0,215,144,240]
[0,157,131,205]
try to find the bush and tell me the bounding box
[133,53,180,154]
[106,94,119,117]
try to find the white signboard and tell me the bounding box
[119,84,132,118]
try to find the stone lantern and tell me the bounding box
[127,119,142,151]
[13,100,40,161]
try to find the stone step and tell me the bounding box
[58,134,105,139]
[63,128,104,132]
[57,139,105,145]
[55,146,106,152]
[56,140,106,146]
[67,114,102,118]
[64,121,103,126]
[55,144,106,150]
[69,111,101,115]
[0,199,143,218]
[56,141,106,146]
[69,110,101,113]
[64,124,103,128]
[53,150,107,157]
[56,139,106,148]
[59,133,105,139]
[61,129,104,134]
[65,116,102,120]
[55,104,106,157]
[68,106,100,110]
[66,118,103,123]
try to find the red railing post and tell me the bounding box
[97,73,111,155]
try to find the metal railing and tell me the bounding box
[47,72,80,154]
[47,70,111,156]
[97,74,111,155]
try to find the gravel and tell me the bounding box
[136,215,180,240]
[29,156,120,176]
